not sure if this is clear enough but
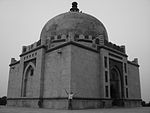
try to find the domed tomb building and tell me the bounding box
[7,2,141,109]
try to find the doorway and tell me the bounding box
[110,67,122,106]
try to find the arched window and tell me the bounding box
[57,35,61,39]
[95,38,100,44]
[30,68,34,76]
[85,35,89,39]
[74,34,79,41]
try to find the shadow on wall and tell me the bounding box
[0,96,7,105]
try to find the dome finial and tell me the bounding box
[70,2,79,12]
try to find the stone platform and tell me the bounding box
[0,106,150,113]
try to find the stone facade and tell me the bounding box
[7,2,141,109]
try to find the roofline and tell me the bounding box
[127,60,139,67]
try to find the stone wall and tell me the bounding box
[43,45,71,98]
[71,45,101,98]
[7,46,46,106]
[127,62,141,99]
[7,63,21,98]
[7,99,39,108]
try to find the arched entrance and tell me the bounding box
[22,63,35,97]
[110,67,122,106]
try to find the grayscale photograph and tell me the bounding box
[0,0,150,113]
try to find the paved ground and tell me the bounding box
[0,106,150,113]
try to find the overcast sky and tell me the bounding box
[0,0,150,102]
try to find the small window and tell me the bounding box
[105,71,108,82]
[57,35,61,39]
[92,36,95,40]
[124,63,127,73]
[85,35,89,39]
[126,88,128,98]
[30,69,34,76]
[95,38,100,44]
[74,34,79,41]
[51,36,54,41]
[23,47,27,53]
[31,44,34,49]
[105,86,109,97]
[125,76,128,85]
[104,57,107,68]
[66,34,69,38]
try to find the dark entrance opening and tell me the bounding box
[110,68,122,106]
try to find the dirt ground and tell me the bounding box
[0,106,150,113]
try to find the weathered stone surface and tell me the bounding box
[40,12,108,42]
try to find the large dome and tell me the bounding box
[40,3,108,41]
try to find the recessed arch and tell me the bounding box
[110,66,123,106]
[22,62,35,97]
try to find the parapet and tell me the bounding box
[10,58,20,66]
[104,40,126,53]
[10,58,17,64]
[132,58,138,64]
[43,32,126,54]
[22,39,41,54]
[128,58,139,67]
[21,32,126,55]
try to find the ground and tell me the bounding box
[0,106,150,113]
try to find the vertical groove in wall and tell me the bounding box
[39,47,46,103]
[69,45,72,93]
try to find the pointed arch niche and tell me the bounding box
[22,62,35,97]
[110,67,122,99]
